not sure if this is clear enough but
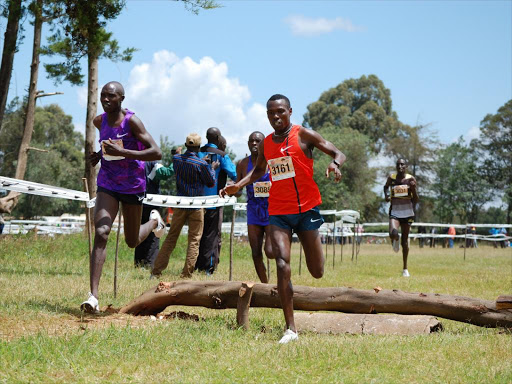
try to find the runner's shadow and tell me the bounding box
[25,300,118,318]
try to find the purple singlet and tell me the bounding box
[96,109,146,194]
[246,157,270,226]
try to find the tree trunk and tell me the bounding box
[120,280,512,329]
[84,53,98,198]
[0,0,23,134]
[0,0,39,214]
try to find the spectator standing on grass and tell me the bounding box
[448,226,456,248]
[195,128,237,275]
[81,81,164,314]
[430,227,437,248]
[151,134,218,279]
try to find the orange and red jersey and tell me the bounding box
[264,125,321,215]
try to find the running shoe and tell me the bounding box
[392,238,400,253]
[80,292,99,313]
[279,329,299,344]
[402,269,410,277]
[150,209,165,238]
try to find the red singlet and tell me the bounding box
[264,125,322,215]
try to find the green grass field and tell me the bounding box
[0,232,511,383]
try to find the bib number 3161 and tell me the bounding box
[267,156,295,181]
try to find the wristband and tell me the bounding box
[332,159,340,168]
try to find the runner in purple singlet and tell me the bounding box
[235,131,274,283]
[81,81,164,313]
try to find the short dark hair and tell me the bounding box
[249,131,264,139]
[267,94,291,108]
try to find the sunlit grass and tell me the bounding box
[0,233,511,383]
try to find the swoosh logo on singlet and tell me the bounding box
[117,132,128,138]
[280,145,293,154]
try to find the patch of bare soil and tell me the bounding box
[0,307,202,342]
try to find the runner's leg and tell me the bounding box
[248,224,268,283]
[263,225,275,259]
[122,203,156,248]
[90,192,119,298]
[401,221,411,270]
[297,230,324,278]
[389,218,400,240]
[270,225,295,331]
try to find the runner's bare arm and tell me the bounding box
[383,176,392,202]
[88,115,104,165]
[233,158,248,197]
[299,127,345,182]
[102,115,162,161]
[410,177,419,204]
[221,142,267,197]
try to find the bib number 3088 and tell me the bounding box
[254,181,271,197]
[267,156,295,181]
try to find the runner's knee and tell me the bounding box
[95,225,111,245]
[125,237,138,248]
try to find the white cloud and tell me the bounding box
[77,87,88,108]
[284,15,363,37]
[464,126,481,142]
[124,50,271,160]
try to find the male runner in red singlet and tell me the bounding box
[221,94,346,343]
[383,158,419,277]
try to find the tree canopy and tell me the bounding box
[0,101,84,218]
[303,74,400,153]
[477,99,512,223]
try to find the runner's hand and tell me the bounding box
[103,139,124,156]
[89,151,101,167]
[326,163,342,182]
[220,184,240,197]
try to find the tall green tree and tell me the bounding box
[303,74,401,153]
[432,138,491,223]
[385,123,439,185]
[0,0,63,214]
[0,102,84,218]
[0,0,25,134]
[477,99,512,223]
[312,125,380,221]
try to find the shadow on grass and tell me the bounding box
[0,267,82,277]
[25,300,118,319]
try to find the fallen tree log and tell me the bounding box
[119,281,512,328]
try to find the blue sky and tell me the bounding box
[6,0,512,159]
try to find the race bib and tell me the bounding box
[392,184,409,198]
[267,156,295,181]
[101,139,125,161]
[254,181,271,197]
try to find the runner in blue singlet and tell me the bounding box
[235,131,274,283]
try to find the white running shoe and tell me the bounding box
[392,239,400,253]
[150,209,165,238]
[402,269,410,277]
[80,292,99,313]
[279,329,299,344]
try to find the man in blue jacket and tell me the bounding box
[196,127,237,274]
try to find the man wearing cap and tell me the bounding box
[150,133,219,278]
